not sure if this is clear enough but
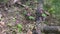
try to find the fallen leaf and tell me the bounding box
[45,11,50,16]
[13,0,18,3]
[27,29,32,34]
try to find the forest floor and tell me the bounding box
[0,0,60,34]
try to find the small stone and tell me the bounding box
[0,21,5,27]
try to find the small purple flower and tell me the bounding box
[40,10,43,13]
[27,13,31,16]
[39,8,43,13]
[16,20,19,23]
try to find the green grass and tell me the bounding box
[44,0,60,15]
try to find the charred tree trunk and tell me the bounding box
[36,0,60,34]
[35,0,44,34]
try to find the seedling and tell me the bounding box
[17,24,23,32]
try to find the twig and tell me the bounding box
[17,2,37,10]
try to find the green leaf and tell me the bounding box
[18,28,22,32]
[17,24,23,32]
[17,24,22,28]
[42,13,47,17]
[29,16,35,20]
[52,11,55,13]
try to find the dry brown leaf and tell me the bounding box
[45,11,50,16]
[27,29,32,34]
